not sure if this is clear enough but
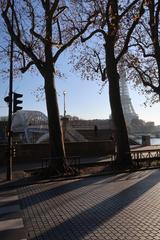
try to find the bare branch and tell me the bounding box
[116,0,145,62]
[127,55,159,94]
[53,6,68,20]
[53,14,97,62]
[155,1,160,30]
[2,6,44,75]
[40,0,46,9]
[133,66,159,93]
[148,1,159,46]
[106,0,110,27]
[50,0,59,17]
[11,2,20,37]
[132,36,155,58]
[93,50,106,81]
[140,21,152,38]
[119,0,140,19]
[81,29,106,42]
[20,60,34,73]
[56,19,62,45]
[3,0,10,14]
[30,29,46,44]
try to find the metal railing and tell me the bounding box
[131,149,160,167]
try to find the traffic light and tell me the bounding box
[4,95,10,104]
[13,92,23,113]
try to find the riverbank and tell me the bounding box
[136,137,160,145]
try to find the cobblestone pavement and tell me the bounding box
[0,189,26,240]
[18,169,160,240]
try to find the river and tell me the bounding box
[136,138,160,145]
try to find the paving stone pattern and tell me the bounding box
[0,189,27,240]
[18,170,160,240]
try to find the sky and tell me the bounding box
[0,52,160,126]
[0,2,160,127]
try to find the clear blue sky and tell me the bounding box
[0,52,160,125]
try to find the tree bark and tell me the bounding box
[109,73,132,168]
[43,3,66,173]
[106,45,132,168]
[44,70,66,173]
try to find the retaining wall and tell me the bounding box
[0,140,114,163]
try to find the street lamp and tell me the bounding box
[63,91,66,117]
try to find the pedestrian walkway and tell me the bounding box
[17,169,160,240]
[0,189,27,240]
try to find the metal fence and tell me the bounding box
[131,149,160,168]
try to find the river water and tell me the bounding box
[136,138,160,145]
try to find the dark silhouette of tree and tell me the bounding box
[127,1,160,105]
[71,0,145,168]
[1,0,96,173]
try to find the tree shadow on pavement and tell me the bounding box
[20,170,160,240]
[19,174,114,209]
[18,170,150,210]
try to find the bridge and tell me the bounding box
[11,110,48,143]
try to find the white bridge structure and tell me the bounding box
[11,110,48,143]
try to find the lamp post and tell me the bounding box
[7,0,14,181]
[63,91,66,117]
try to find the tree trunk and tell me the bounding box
[109,72,132,168]
[106,47,132,168]
[44,71,66,173]
[43,6,66,174]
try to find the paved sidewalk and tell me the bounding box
[0,188,26,240]
[15,169,160,240]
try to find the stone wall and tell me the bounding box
[0,141,114,164]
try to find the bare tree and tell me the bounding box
[0,0,96,173]
[71,0,145,168]
[127,0,160,104]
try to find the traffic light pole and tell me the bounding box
[7,0,14,181]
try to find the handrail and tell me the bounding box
[130,148,160,168]
[131,149,160,160]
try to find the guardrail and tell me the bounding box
[131,149,160,168]
[108,148,160,169]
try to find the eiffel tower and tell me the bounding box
[119,66,138,123]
